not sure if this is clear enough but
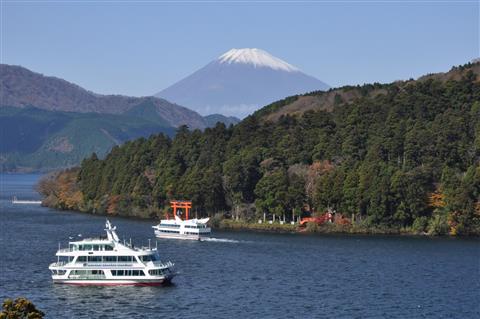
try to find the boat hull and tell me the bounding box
[52,278,172,286]
[154,232,209,241]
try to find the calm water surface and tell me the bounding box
[0,174,479,318]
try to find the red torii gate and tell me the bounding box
[170,200,192,220]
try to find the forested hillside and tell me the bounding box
[41,63,480,235]
[0,106,175,171]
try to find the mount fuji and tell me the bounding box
[155,48,330,118]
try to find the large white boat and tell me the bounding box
[153,215,211,241]
[153,200,211,241]
[49,220,176,286]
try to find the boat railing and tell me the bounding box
[50,261,67,267]
[79,262,135,267]
[56,248,71,253]
[68,274,106,280]
[51,261,143,267]
[152,261,174,269]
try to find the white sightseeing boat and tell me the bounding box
[153,215,211,241]
[49,220,176,286]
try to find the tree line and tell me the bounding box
[41,64,480,235]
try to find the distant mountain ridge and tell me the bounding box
[156,48,329,118]
[1,64,241,171]
[0,64,206,129]
[204,114,240,127]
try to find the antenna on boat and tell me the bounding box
[129,238,132,247]
[57,243,60,263]
[155,240,158,250]
[148,239,151,250]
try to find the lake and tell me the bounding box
[0,174,479,318]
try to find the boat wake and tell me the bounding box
[200,237,241,243]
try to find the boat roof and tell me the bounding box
[65,220,156,253]
[69,236,111,244]
[160,216,209,225]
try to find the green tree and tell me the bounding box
[1,298,44,319]
[254,169,289,218]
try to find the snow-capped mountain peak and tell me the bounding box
[156,48,329,118]
[217,48,300,72]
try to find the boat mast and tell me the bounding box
[105,219,120,242]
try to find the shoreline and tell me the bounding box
[42,204,479,237]
[217,219,424,236]
[217,220,480,237]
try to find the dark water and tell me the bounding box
[0,174,479,319]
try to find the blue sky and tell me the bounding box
[2,1,479,97]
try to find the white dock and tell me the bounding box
[12,196,42,205]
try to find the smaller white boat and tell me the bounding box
[153,215,211,241]
[153,200,211,241]
[12,196,42,205]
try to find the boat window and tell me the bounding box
[148,269,164,276]
[103,256,117,262]
[104,245,114,251]
[112,270,143,276]
[159,229,181,233]
[142,254,159,262]
[93,245,100,251]
[77,256,87,262]
[118,256,133,262]
[71,270,104,276]
[140,255,152,262]
[83,245,92,250]
[88,256,102,262]
[159,224,180,228]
